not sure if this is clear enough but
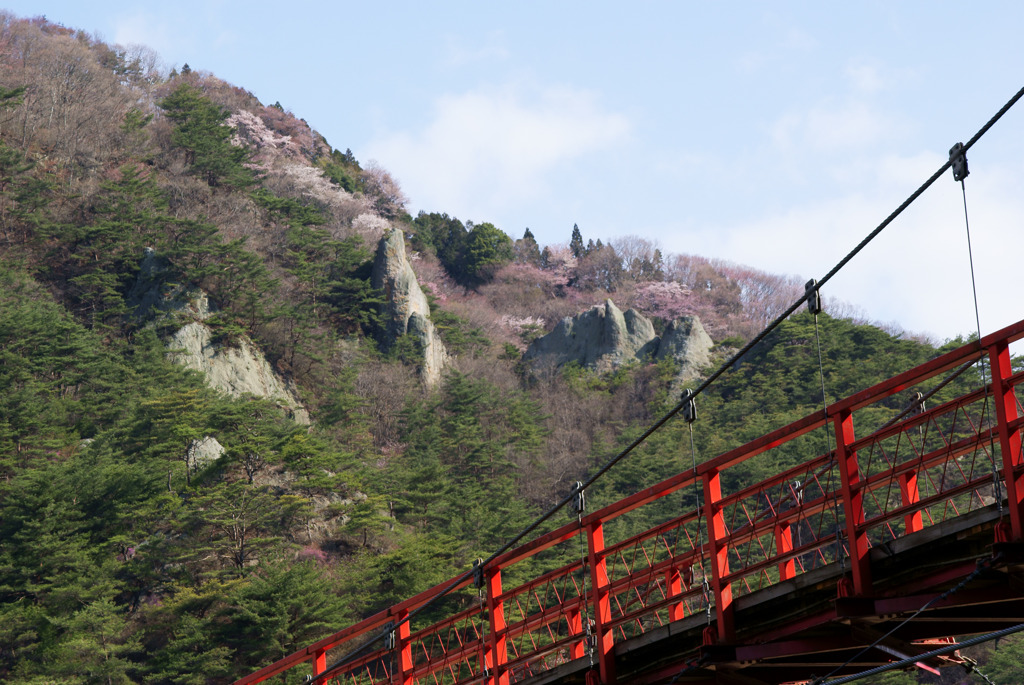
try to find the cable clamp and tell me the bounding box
[909,391,925,416]
[570,481,586,517]
[472,558,485,590]
[805,279,822,315]
[681,389,697,424]
[949,141,969,182]
[384,621,397,650]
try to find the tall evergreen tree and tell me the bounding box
[570,223,584,259]
[159,84,256,188]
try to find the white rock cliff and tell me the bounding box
[371,229,448,387]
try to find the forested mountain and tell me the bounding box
[0,12,1017,684]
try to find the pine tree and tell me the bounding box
[570,223,584,258]
[159,84,256,188]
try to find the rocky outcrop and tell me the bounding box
[523,300,658,373]
[168,323,310,424]
[655,316,713,382]
[371,229,448,386]
[525,300,712,381]
[130,249,310,425]
[187,436,225,471]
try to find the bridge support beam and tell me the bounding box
[989,341,1024,540]
[394,609,412,685]
[835,408,872,595]
[586,521,615,684]
[775,521,795,582]
[665,564,688,622]
[313,648,326,682]
[899,470,923,535]
[567,603,586,660]
[703,469,735,642]
[484,569,508,685]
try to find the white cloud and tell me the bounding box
[660,156,1024,342]
[844,60,916,95]
[845,62,886,93]
[772,100,899,153]
[442,31,510,67]
[366,83,630,222]
[112,11,177,57]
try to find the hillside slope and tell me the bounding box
[0,13,1007,684]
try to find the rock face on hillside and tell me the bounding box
[524,299,712,381]
[524,300,658,373]
[371,229,448,386]
[168,324,310,424]
[655,316,714,382]
[129,248,310,425]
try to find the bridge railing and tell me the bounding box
[237,318,1024,685]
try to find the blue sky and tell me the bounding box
[6,1,1024,342]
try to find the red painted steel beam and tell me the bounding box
[990,341,1024,539]
[855,427,994,494]
[835,408,872,595]
[395,609,412,685]
[587,520,616,684]
[704,469,734,643]
[485,566,509,685]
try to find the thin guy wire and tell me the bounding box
[813,311,844,571]
[303,84,1024,685]
[960,177,1004,514]
[577,504,594,668]
[687,421,710,624]
[969,665,998,685]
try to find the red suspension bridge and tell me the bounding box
[238,318,1024,685]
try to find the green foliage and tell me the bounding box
[319,147,363,193]
[159,83,256,188]
[410,212,513,288]
[431,308,491,357]
[0,264,132,477]
[0,27,1006,684]
[385,373,547,562]
[570,223,584,258]
[388,332,424,365]
[257,188,382,339]
[978,634,1024,683]
[411,210,466,272]
[462,221,513,287]
[0,137,53,245]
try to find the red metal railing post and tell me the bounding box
[989,341,1024,539]
[586,520,615,684]
[834,408,872,595]
[774,521,795,582]
[393,609,412,685]
[567,603,585,660]
[313,648,327,682]
[665,564,686,622]
[703,469,734,642]
[484,567,508,685]
[898,470,923,535]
